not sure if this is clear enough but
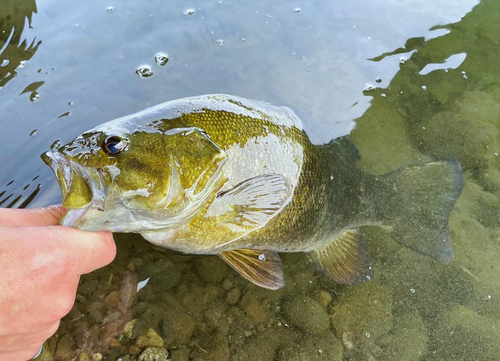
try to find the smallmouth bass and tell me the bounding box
[42,94,464,289]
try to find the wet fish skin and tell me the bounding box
[42,94,464,289]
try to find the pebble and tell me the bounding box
[136,328,164,348]
[227,288,241,305]
[194,257,228,284]
[78,352,90,361]
[222,278,234,290]
[240,293,268,325]
[161,310,197,345]
[123,319,137,339]
[277,333,343,361]
[129,344,142,356]
[204,284,220,304]
[283,296,331,334]
[138,347,169,361]
[330,281,393,341]
[55,334,75,360]
[104,290,120,307]
[316,290,333,311]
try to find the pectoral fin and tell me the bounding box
[219,249,285,290]
[309,229,373,285]
[207,174,292,248]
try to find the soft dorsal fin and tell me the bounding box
[219,249,285,290]
[309,229,373,285]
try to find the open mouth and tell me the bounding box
[41,151,104,227]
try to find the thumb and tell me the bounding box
[34,226,117,274]
[0,205,67,227]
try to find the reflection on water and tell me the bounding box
[0,0,40,88]
[2,0,500,360]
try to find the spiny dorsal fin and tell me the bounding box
[309,229,373,285]
[219,249,285,290]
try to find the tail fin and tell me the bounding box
[380,160,464,262]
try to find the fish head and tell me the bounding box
[42,121,227,232]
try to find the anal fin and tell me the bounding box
[219,249,285,290]
[309,229,373,285]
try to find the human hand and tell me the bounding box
[0,205,116,361]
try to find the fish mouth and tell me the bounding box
[41,151,105,227]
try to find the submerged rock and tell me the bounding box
[277,333,343,361]
[136,328,164,348]
[330,281,394,345]
[194,256,228,284]
[433,306,500,361]
[138,347,169,361]
[378,312,428,361]
[412,108,500,170]
[283,296,331,335]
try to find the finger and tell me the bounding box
[35,226,117,274]
[0,205,67,227]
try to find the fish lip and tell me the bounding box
[41,151,72,197]
[41,150,102,227]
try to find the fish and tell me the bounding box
[41,94,464,290]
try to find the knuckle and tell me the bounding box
[51,291,77,320]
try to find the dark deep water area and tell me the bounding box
[2,0,500,360]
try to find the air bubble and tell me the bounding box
[155,53,169,66]
[106,6,114,12]
[1,59,9,67]
[68,102,73,106]
[136,65,153,78]
[375,78,382,83]
[294,8,301,13]
[184,8,195,15]
[410,288,416,293]
[365,333,371,338]
[399,57,407,64]
[30,93,40,102]
[216,39,225,46]
[30,129,37,136]
[258,253,267,261]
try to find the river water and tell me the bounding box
[2,0,499,360]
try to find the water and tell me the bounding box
[2,0,499,360]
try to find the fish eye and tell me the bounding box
[102,136,127,155]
